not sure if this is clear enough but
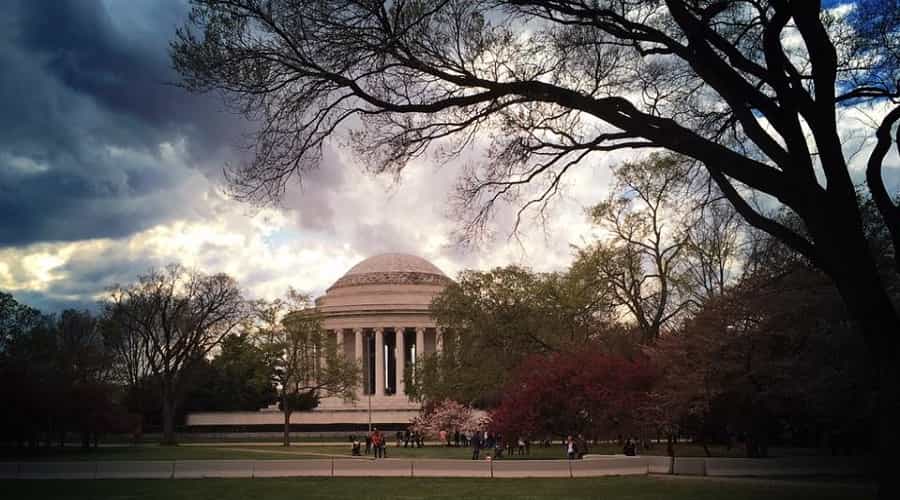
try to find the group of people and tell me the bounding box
[395,429,425,448]
[349,428,639,461]
[468,431,532,460]
[349,428,388,458]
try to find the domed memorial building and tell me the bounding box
[186,253,453,429]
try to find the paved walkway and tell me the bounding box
[0,455,869,480]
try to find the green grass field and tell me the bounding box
[0,476,875,500]
[0,442,831,462]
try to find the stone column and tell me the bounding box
[374,327,385,397]
[354,328,364,394]
[416,327,426,360]
[335,328,344,356]
[318,331,329,375]
[395,328,406,396]
[436,327,444,353]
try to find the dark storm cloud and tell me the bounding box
[12,0,243,157]
[0,0,250,246]
[12,290,96,314]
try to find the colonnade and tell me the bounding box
[333,327,443,397]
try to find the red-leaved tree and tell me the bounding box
[489,349,658,441]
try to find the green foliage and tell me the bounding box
[183,333,277,412]
[254,292,359,408]
[412,265,621,405]
[280,390,319,413]
[579,154,715,344]
[649,266,874,456]
[1,293,130,447]
[0,291,42,353]
[251,290,360,445]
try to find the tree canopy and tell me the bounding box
[182,333,277,413]
[170,3,900,492]
[105,265,246,445]
[1,295,132,449]
[413,264,623,405]
[252,291,360,446]
[490,348,658,440]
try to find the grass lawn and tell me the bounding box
[0,445,310,462]
[234,444,569,460]
[0,442,832,462]
[227,442,824,460]
[0,476,875,500]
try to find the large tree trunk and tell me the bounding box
[160,388,177,446]
[876,362,899,500]
[814,213,900,500]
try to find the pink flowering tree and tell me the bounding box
[409,399,487,438]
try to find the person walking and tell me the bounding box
[576,434,589,459]
[623,438,636,456]
[372,428,384,459]
[566,435,578,460]
[471,431,483,460]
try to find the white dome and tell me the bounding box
[344,253,446,276]
[327,253,450,291]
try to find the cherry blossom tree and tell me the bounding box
[410,399,486,438]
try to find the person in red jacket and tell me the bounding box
[371,428,385,459]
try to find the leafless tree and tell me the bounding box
[106,264,247,445]
[683,197,748,302]
[577,154,698,342]
[171,2,900,494]
[102,306,153,393]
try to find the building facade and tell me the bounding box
[186,253,452,428]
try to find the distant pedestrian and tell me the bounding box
[365,434,372,455]
[471,431,483,460]
[372,428,385,459]
[623,438,636,456]
[576,435,589,459]
[566,435,578,460]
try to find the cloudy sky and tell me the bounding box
[0,0,617,312]
[0,1,895,313]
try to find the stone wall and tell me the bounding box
[186,409,420,427]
